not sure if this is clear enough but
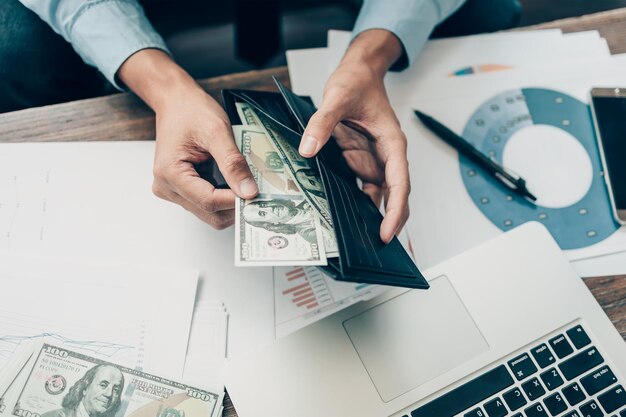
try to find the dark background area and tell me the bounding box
[520,0,626,25]
[156,0,626,79]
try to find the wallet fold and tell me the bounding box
[222,78,429,289]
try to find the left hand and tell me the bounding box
[299,29,410,243]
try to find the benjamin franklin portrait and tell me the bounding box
[242,199,317,244]
[42,365,124,417]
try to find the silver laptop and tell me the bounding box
[225,222,626,417]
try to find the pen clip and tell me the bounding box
[494,166,522,189]
[495,166,537,201]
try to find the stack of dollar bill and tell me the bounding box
[0,342,224,417]
[234,103,339,266]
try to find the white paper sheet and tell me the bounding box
[272,227,415,337]
[288,30,611,108]
[183,299,228,392]
[273,266,386,338]
[0,142,275,359]
[0,252,197,378]
[571,251,626,277]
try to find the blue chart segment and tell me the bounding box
[460,88,619,250]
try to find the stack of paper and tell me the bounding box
[287,29,626,277]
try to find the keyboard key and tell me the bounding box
[525,403,549,417]
[621,410,626,417]
[484,397,507,417]
[464,407,485,417]
[503,387,527,411]
[550,334,574,359]
[563,382,587,406]
[563,412,581,417]
[523,377,546,401]
[581,366,618,396]
[598,385,626,414]
[579,400,603,417]
[511,414,522,417]
[559,347,604,380]
[567,325,591,349]
[544,392,568,416]
[532,344,556,368]
[541,368,564,391]
[508,353,537,381]
[410,365,514,417]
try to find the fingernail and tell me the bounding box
[299,135,318,156]
[239,178,258,197]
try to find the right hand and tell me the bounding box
[118,49,258,229]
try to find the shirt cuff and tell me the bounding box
[352,1,442,72]
[68,0,170,90]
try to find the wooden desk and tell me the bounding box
[1,9,625,417]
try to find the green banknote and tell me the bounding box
[234,126,327,266]
[1,344,222,417]
[235,103,339,257]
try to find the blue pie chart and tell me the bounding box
[460,88,619,250]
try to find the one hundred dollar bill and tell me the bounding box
[235,103,339,257]
[2,343,223,417]
[234,126,327,266]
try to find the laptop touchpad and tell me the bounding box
[343,276,489,402]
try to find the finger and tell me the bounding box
[362,182,383,208]
[158,185,236,230]
[203,123,258,199]
[174,170,237,213]
[380,140,411,244]
[300,101,345,157]
[156,162,237,213]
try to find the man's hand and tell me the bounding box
[118,49,258,229]
[299,30,409,243]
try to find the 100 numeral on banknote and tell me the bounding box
[9,344,221,417]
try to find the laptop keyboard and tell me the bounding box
[406,324,625,417]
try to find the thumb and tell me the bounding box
[209,132,258,199]
[300,106,344,158]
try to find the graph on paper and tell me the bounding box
[0,252,198,377]
[0,309,145,371]
[273,266,388,337]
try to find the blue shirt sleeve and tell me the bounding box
[19,0,170,90]
[352,0,467,71]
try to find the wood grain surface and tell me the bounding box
[0,67,289,143]
[0,9,625,417]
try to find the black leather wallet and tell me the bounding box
[221,78,429,289]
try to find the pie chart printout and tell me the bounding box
[460,88,619,250]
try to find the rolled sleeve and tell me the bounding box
[20,0,169,90]
[352,0,466,71]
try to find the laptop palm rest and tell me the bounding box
[343,276,489,402]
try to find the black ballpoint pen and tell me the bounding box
[414,109,537,202]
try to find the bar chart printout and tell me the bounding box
[274,266,388,337]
